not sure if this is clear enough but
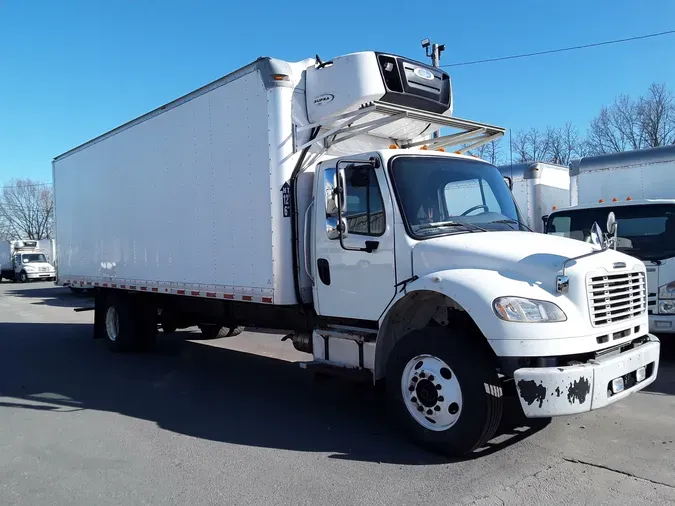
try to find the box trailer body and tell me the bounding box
[498,162,570,232]
[54,50,659,457]
[545,145,675,334]
[0,239,56,282]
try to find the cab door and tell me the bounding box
[312,158,397,321]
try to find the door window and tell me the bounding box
[343,166,385,236]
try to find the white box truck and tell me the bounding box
[0,239,56,282]
[544,145,675,334]
[498,162,570,232]
[53,51,660,456]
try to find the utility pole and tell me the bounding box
[421,38,445,138]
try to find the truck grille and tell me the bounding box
[587,271,646,326]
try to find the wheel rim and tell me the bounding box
[105,306,119,342]
[401,354,463,431]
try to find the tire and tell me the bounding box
[385,326,503,457]
[162,322,177,334]
[103,294,139,352]
[225,326,245,337]
[198,324,242,339]
[19,271,28,283]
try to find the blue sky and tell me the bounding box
[1,0,674,185]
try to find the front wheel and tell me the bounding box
[19,271,28,283]
[386,327,503,457]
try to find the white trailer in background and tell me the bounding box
[545,145,675,334]
[53,50,659,457]
[0,239,56,282]
[498,162,570,232]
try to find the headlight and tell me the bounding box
[493,297,567,323]
[23,266,36,272]
[659,300,675,314]
[659,281,675,299]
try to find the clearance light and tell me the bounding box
[552,206,557,210]
[612,197,618,202]
[436,148,445,152]
[627,196,632,201]
[420,145,428,150]
[272,74,289,81]
[389,144,398,149]
[599,199,605,203]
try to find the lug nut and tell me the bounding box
[428,375,434,381]
[419,372,426,378]
[438,396,444,402]
[436,384,442,390]
[411,397,417,403]
[417,406,424,412]
[409,385,414,392]
[426,409,433,415]
[434,405,441,412]
[412,377,418,383]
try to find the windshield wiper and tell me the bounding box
[486,218,532,232]
[415,220,487,233]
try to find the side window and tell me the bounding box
[548,216,571,237]
[343,166,385,236]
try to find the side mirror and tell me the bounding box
[590,222,604,249]
[324,168,339,215]
[542,214,549,229]
[607,211,617,235]
[503,176,513,191]
[326,217,348,240]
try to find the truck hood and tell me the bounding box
[412,231,641,294]
[23,262,54,269]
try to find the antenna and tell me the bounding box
[421,38,445,138]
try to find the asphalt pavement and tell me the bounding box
[1,282,674,505]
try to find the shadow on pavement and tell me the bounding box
[3,284,93,309]
[0,321,549,464]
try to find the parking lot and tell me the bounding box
[0,282,674,505]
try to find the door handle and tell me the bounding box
[317,258,331,286]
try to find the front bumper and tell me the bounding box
[26,272,56,280]
[514,334,660,417]
[649,313,675,334]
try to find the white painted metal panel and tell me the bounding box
[53,70,286,301]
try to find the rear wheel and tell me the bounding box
[103,294,156,352]
[198,325,244,339]
[386,327,503,457]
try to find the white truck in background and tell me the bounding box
[498,162,570,232]
[545,145,675,334]
[0,239,57,283]
[53,50,659,456]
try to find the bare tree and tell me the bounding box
[639,83,675,147]
[469,138,503,165]
[512,127,550,163]
[587,82,675,154]
[0,179,54,240]
[546,122,584,165]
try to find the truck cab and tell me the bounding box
[546,198,675,334]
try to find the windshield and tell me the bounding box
[20,254,47,263]
[390,156,522,238]
[546,203,675,261]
